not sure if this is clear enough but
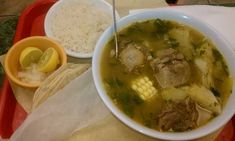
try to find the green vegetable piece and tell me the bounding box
[166,37,179,48]
[106,77,124,88]
[212,48,229,76]
[212,48,223,60]
[210,87,220,97]
[126,23,143,35]
[153,19,172,38]
[110,89,144,117]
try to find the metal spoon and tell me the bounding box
[112,0,119,58]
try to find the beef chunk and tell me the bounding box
[158,98,198,131]
[150,48,191,88]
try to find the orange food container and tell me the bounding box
[4,36,67,88]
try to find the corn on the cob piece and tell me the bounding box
[131,76,158,101]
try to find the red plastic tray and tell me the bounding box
[0,0,234,140]
[0,0,57,138]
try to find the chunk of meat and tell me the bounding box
[158,98,198,131]
[156,48,175,58]
[119,44,144,72]
[150,48,191,88]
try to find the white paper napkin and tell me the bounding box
[8,69,110,141]
[129,5,235,50]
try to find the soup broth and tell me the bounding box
[101,19,232,132]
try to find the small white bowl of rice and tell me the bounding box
[44,0,119,58]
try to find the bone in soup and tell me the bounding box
[101,19,232,132]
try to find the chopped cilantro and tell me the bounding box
[152,19,172,39]
[126,23,143,35]
[166,37,179,48]
[106,77,124,88]
[110,89,144,117]
[210,87,220,97]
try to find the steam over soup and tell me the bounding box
[101,19,232,132]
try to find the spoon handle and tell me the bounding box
[112,0,119,58]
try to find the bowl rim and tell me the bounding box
[4,36,67,88]
[92,9,235,140]
[44,0,120,59]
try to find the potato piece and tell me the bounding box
[194,58,214,88]
[161,87,188,102]
[187,84,221,114]
[168,28,194,60]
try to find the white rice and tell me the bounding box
[50,0,112,54]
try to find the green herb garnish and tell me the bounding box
[153,19,172,39]
[110,89,144,117]
[210,87,220,97]
[166,37,179,48]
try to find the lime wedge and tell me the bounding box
[37,47,60,73]
[19,47,43,69]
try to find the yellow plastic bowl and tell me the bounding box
[4,36,67,88]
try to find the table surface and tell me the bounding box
[0,0,234,141]
[1,0,235,16]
